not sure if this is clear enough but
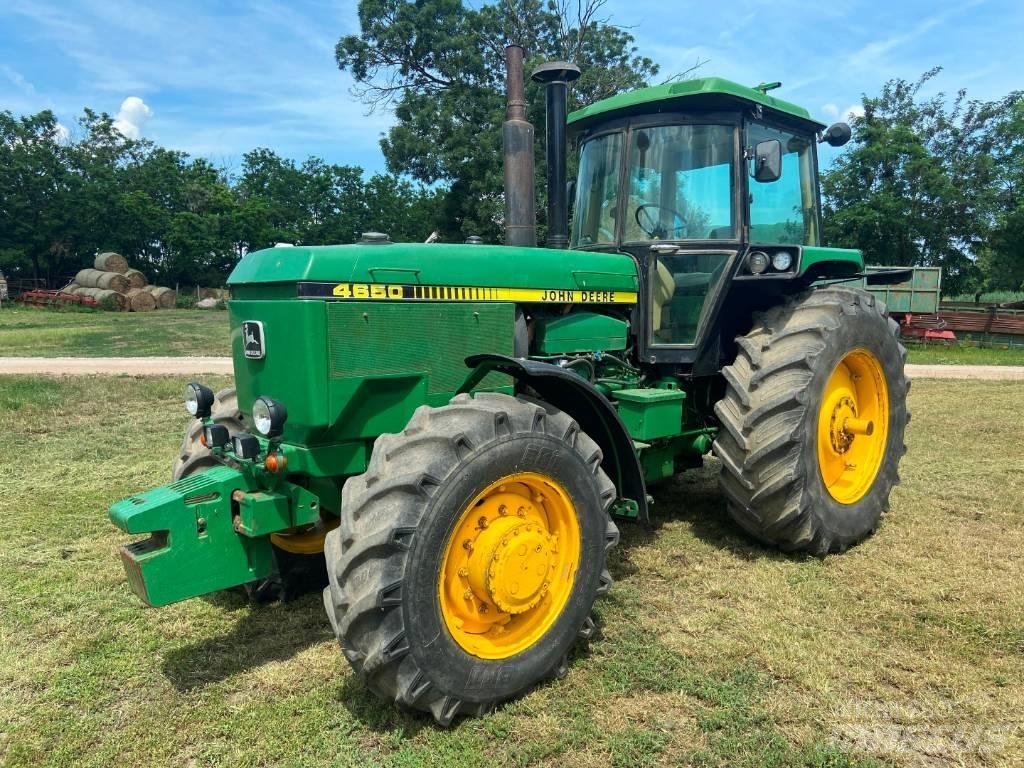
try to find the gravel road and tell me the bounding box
[2,358,1023,380]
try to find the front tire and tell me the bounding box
[713,286,909,555]
[323,392,619,725]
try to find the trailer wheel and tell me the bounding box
[713,286,909,555]
[323,392,618,725]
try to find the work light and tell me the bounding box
[185,383,215,418]
[252,397,287,437]
[232,433,260,460]
[747,251,769,274]
[771,251,794,272]
[202,423,229,448]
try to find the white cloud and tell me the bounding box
[821,103,839,118]
[112,96,153,139]
[844,103,866,120]
[54,122,71,142]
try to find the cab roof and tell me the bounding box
[567,76,826,134]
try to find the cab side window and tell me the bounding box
[746,122,818,245]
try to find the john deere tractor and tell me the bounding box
[110,47,908,724]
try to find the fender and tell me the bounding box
[460,354,648,523]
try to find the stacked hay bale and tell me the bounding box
[146,286,177,309]
[65,252,177,311]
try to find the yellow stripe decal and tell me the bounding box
[321,282,638,304]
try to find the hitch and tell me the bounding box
[109,465,319,607]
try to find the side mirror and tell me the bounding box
[821,122,852,147]
[752,139,782,183]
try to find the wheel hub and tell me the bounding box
[466,517,556,615]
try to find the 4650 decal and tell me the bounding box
[297,281,637,304]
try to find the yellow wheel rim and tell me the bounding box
[817,348,889,504]
[439,472,581,660]
[270,516,339,555]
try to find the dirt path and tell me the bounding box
[2,357,1024,380]
[0,357,233,375]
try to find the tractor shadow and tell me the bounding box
[161,589,333,691]
[609,458,800,583]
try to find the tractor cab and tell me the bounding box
[566,78,851,362]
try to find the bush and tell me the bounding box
[176,294,197,309]
[98,295,121,312]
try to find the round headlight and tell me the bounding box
[185,382,215,418]
[252,397,287,437]
[747,251,769,274]
[771,251,794,271]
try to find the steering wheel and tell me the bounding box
[635,203,687,239]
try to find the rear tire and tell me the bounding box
[323,392,619,725]
[713,286,909,555]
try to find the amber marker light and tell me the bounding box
[264,453,286,473]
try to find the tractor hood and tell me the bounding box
[228,242,640,295]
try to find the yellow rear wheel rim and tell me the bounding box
[817,348,889,504]
[439,472,581,660]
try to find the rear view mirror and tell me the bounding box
[821,122,852,147]
[752,139,782,183]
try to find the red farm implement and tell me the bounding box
[19,289,98,308]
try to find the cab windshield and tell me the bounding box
[571,124,736,247]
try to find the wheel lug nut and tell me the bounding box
[463,589,473,600]
[458,567,468,577]
[498,504,507,515]
[478,516,488,529]
[516,506,526,517]
[462,539,473,551]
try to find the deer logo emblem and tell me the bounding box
[242,321,265,359]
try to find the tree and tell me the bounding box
[981,98,1024,292]
[0,110,73,283]
[822,70,1023,295]
[336,0,660,241]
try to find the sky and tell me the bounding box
[1,0,1022,176]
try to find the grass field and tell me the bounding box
[0,307,231,357]
[902,342,1024,366]
[1,377,1021,767]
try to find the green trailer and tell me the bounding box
[853,266,942,315]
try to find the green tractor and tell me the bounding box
[110,47,908,724]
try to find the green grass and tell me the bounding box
[904,342,1024,366]
[945,291,1024,305]
[2,377,1022,766]
[0,306,230,357]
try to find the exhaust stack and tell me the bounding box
[502,45,536,247]
[531,61,581,250]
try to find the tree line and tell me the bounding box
[0,110,442,288]
[2,0,1021,297]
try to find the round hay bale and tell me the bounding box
[75,268,100,286]
[94,251,129,273]
[64,283,81,294]
[77,287,127,311]
[124,268,147,289]
[126,287,157,312]
[147,286,177,309]
[96,271,129,293]
[75,268,129,293]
